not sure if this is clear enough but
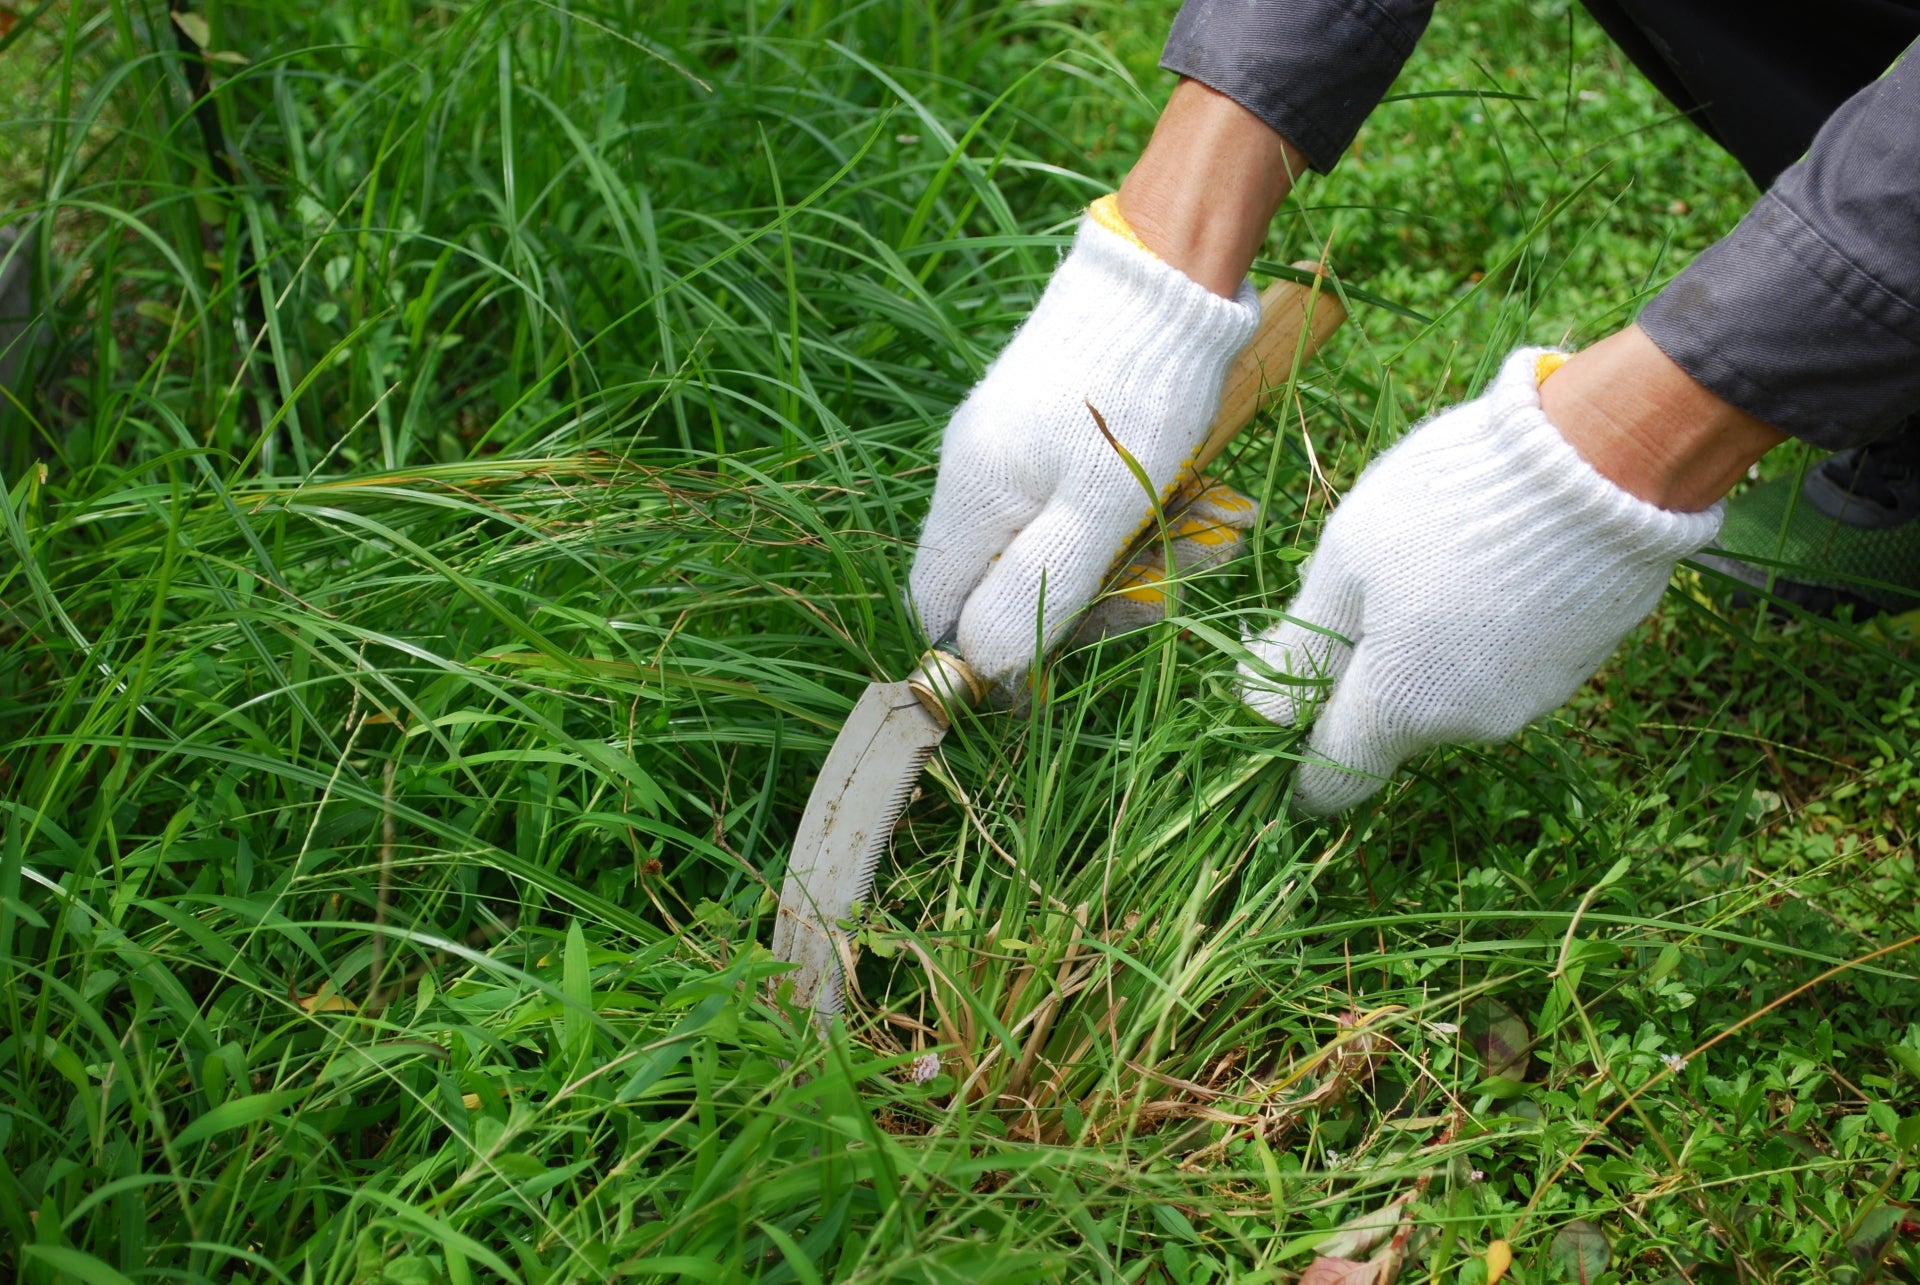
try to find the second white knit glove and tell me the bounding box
[909,206,1260,686]
[1241,348,1723,816]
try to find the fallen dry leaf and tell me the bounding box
[171,9,211,48]
[1315,1193,1413,1260]
[1299,1257,1385,1285]
[292,981,357,1014]
[1485,1239,1513,1283]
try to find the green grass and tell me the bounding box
[3,0,1919,1281]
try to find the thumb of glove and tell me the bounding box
[1289,643,1422,815]
[1238,557,1364,730]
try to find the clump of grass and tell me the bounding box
[3,0,1917,1281]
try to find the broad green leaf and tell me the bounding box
[1551,1219,1611,1283]
[616,994,732,1102]
[758,1221,826,1285]
[1466,999,1531,1082]
[173,1089,308,1150]
[23,1247,138,1285]
[563,918,591,1061]
[1847,1206,1904,1271]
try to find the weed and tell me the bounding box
[1,1,1915,1281]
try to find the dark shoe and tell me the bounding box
[1698,425,1920,615]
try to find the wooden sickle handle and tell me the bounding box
[1196,262,1345,476]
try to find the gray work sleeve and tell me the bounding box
[1160,0,1436,173]
[1640,45,1920,449]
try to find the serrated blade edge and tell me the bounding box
[774,681,946,1020]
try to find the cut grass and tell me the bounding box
[2,1,1918,1282]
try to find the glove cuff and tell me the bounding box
[1086,193,1159,259]
[1043,212,1261,361]
[1479,347,1724,562]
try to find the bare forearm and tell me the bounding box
[1117,84,1783,512]
[1117,79,1307,297]
[1541,326,1787,513]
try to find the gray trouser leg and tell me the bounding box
[1575,0,1920,190]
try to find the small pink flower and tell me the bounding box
[911,1053,940,1083]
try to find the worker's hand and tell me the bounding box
[909,204,1259,687]
[1074,480,1262,644]
[1240,348,1723,815]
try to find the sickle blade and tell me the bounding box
[774,681,945,1019]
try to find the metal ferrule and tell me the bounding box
[904,649,986,728]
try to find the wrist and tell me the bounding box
[1539,326,1786,513]
[1116,79,1305,298]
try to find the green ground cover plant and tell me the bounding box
[2,0,1918,1280]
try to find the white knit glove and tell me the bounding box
[1074,481,1262,644]
[1241,348,1723,815]
[909,209,1260,686]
